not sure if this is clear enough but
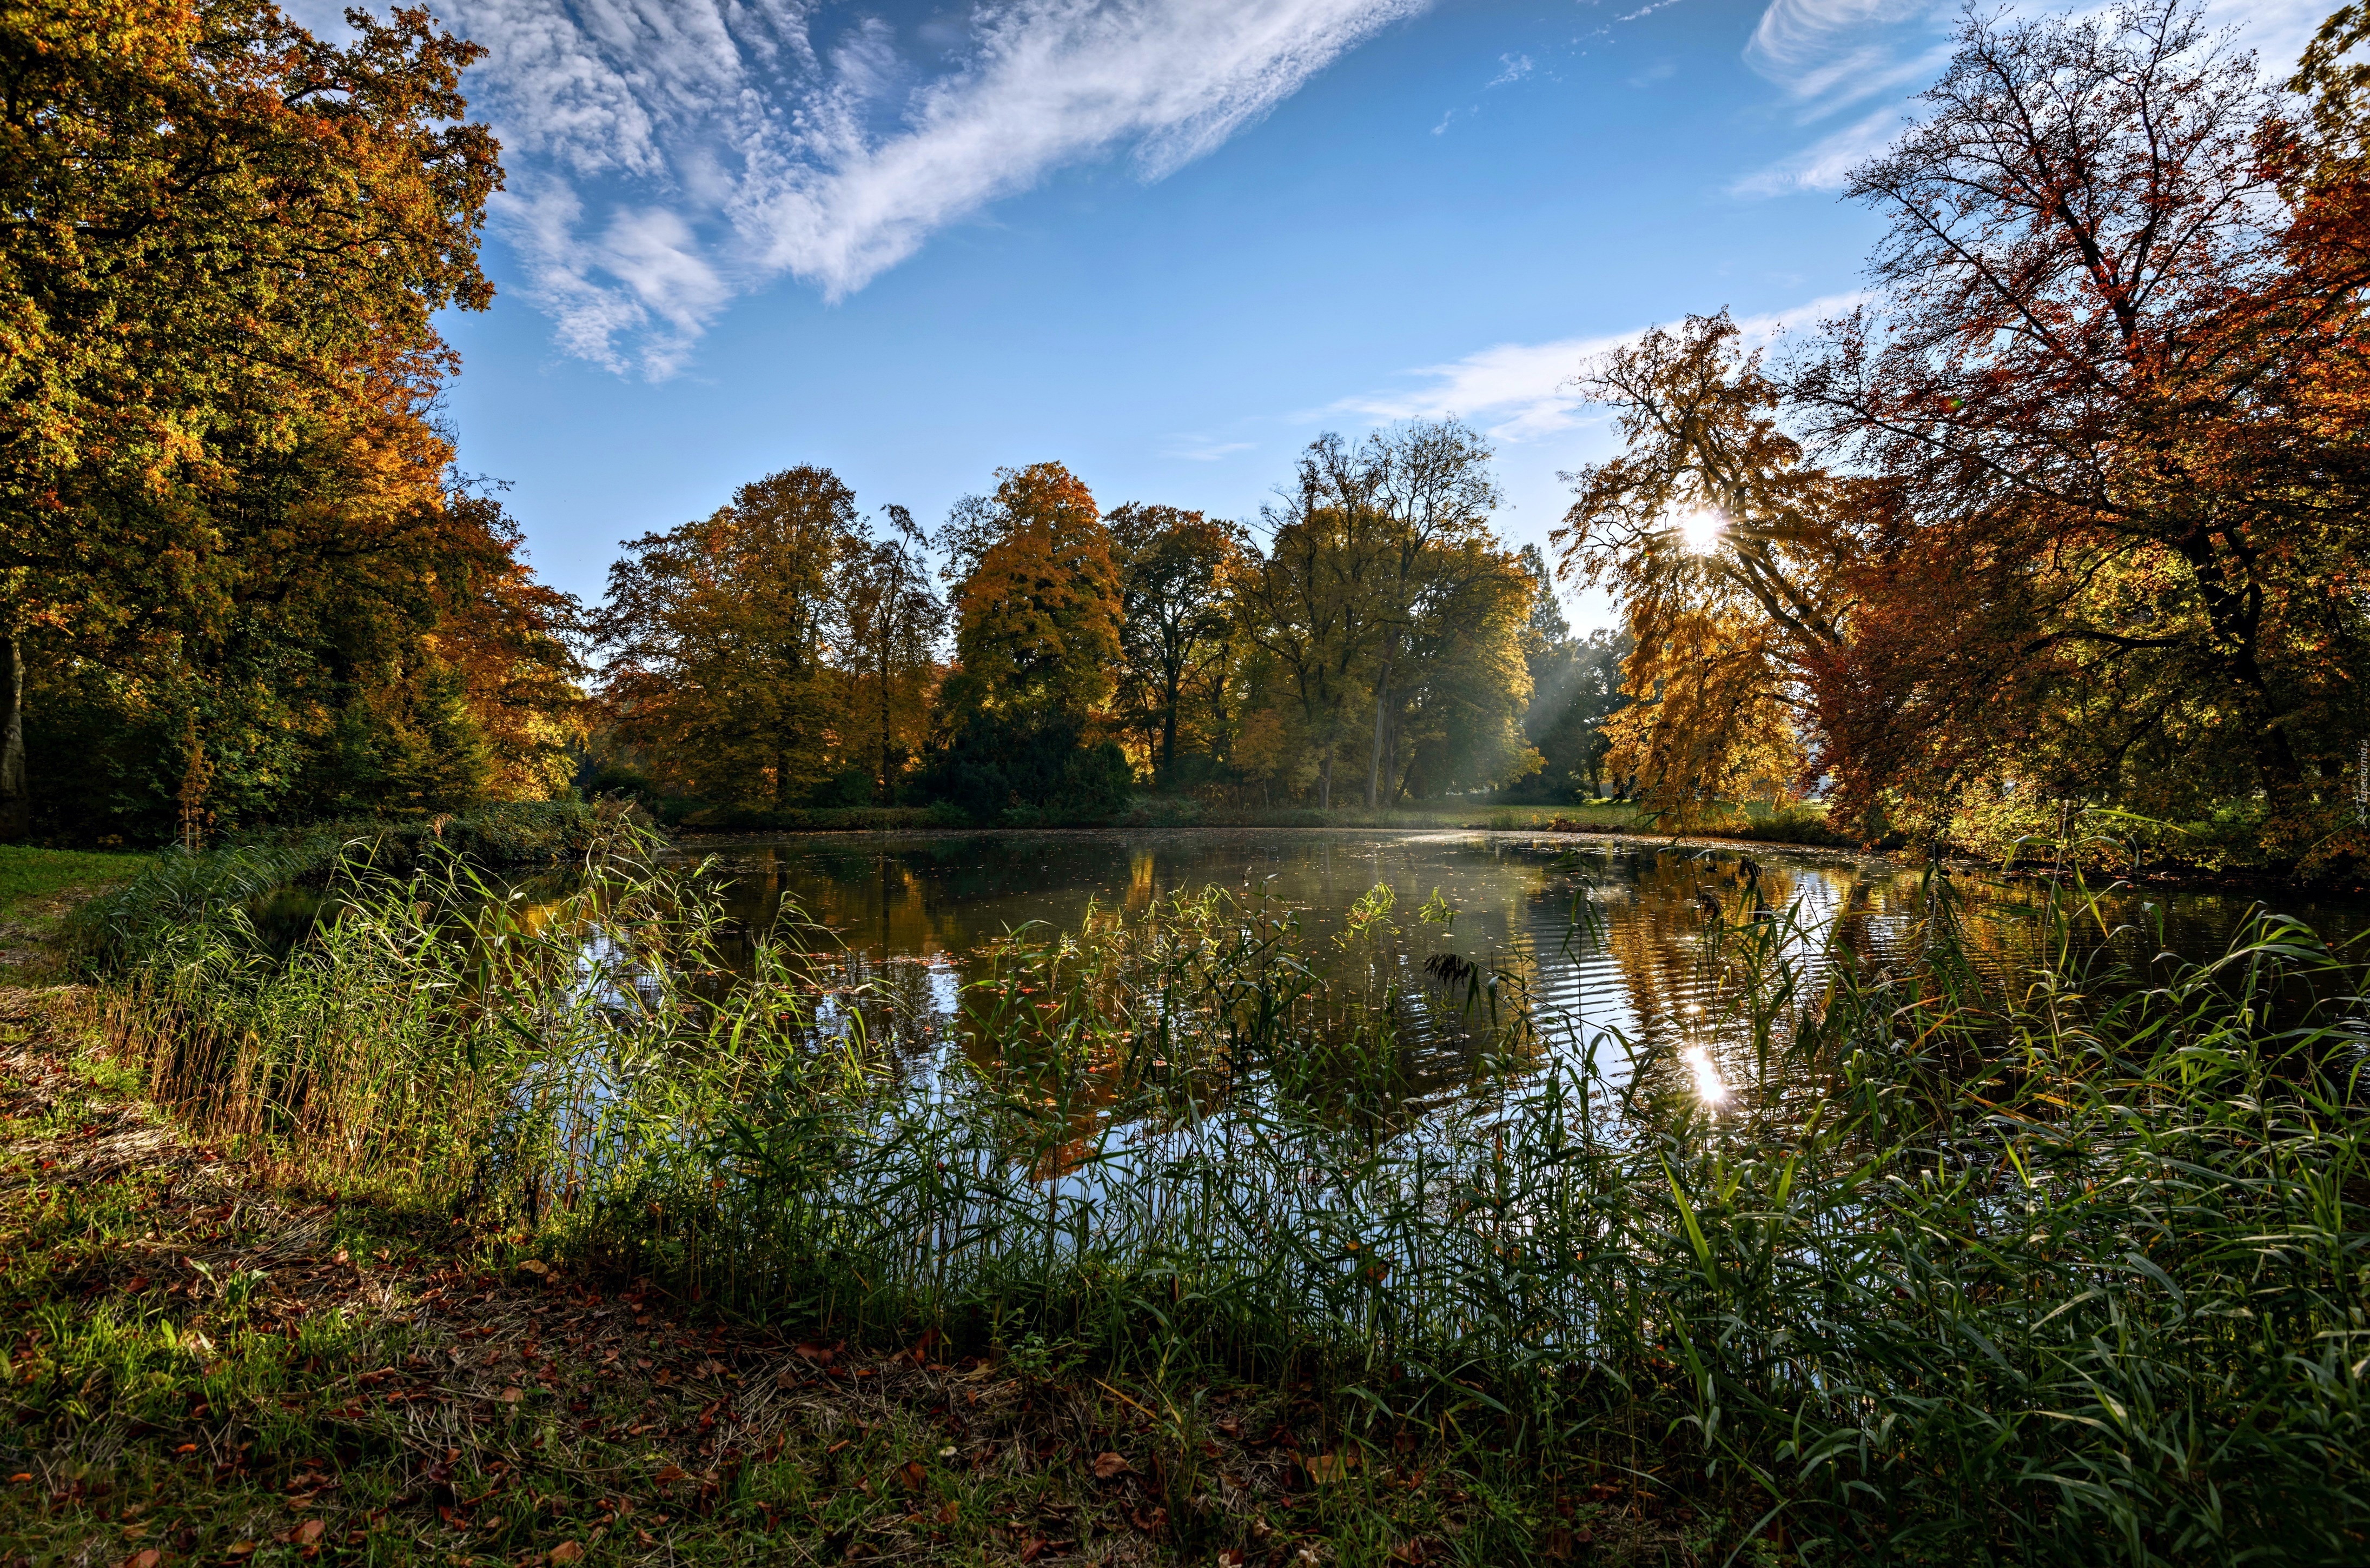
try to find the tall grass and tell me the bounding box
[71,819,2370,1562]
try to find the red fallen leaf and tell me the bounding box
[794,1340,843,1365]
[548,1544,586,1564]
[127,1277,149,1290]
[294,1520,325,1545]
[174,1444,198,1455]
[1217,1552,1247,1567]
[1388,1542,1430,1565]
[1092,1452,1130,1480]
[654,1465,687,1483]
[1019,1538,1047,1563]
[499,1387,524,1405]
[897,1460,927,1492]
[123,1552,162,1568]
[933,1500,961,1525]
[1130,1507,1168,1533]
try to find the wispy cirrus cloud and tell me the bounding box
[1731,0,2336,200]
[1729,103,1910,195]
[422,0,1432,376]
[1328,293,1868,441]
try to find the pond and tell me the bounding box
[657,829,2370,1114]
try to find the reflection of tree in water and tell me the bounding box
[546,833,2370,1141]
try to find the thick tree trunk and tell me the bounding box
[1319,749,1333,811]
[1365,642,1393,810]
[0,633,24,841]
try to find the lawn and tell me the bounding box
[0,846,153,921]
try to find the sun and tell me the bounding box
[1673,509,1726,556]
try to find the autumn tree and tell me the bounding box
[1557,314,1866,825]
[1281,423,1502,808]
[597,468,868,810]
[1231,503,1379,809]
[839,506,946,801]
[1375,536,1540,801]
[1790,0,2370,847]
[932,463,1130,817]
[0,0,518,839]
[1107,503,1244,786]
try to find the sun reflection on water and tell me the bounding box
[1680,1044,1729,1109]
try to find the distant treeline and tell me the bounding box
[583,440,1632,827]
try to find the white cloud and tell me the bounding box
[439,0,1429,375]
[1732,0,2332,201]
[1164,438,1257,461]
[1746,0,1935,108]
[1488,52,1533,87]
[1730,104,1907,195]
[1330,293,1868,441]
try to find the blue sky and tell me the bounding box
[348,0,2326,630]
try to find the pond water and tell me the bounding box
[661,829,2369,1111]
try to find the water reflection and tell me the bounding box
[638,830,2368,1119]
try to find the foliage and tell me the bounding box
[0,0,581,846]
[597,467,917,811]
[1108,503,1244,786]
[1560,0,2370,868]
[1558,314,1861,827]
[940,463,1124,734]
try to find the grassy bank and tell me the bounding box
[10,824,2367,1563]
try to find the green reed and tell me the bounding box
[71,820,2370,1563]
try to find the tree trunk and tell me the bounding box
[1160,690,1177,788]
[880,625,893,801]
[0,633,25,841]
[1365,640,1393,809]
[1319,749,1333,811]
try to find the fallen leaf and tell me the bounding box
[1130,1506,1168,1533]
[1092,1452,1130,1480]
[517,1259,551,1277]
[499,1387,524,1405]
[1019,1538,1047,1563]
[1217,1552,1247,1568]
[933,1500,960,1525]
[548,1544,586,1564]
[654,1465,687,1483]
[122,1552,161,1568]
[897,1460,926,1492]
[294,1520,325,1545]
[1305,1453,1359,1483]
[226,1545,256,1559]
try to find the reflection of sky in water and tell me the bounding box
[639,830,2370,1120]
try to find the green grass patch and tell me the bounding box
[0,846,151,921]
